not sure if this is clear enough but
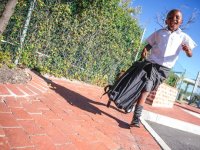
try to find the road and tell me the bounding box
[146,121,200,150]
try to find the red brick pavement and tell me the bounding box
[0,71,162,150]
[0,70,199,150]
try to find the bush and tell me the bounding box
[1,0,142,86]
[165,71,179,87]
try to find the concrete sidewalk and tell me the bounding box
[0,70,199,150]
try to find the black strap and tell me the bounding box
[100,85,112,99]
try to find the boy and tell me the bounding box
[130,9,197,127]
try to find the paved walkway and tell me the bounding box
[0,70,199,150]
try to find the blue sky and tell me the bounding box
[131,0,200,80]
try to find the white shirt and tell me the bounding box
[146,28,197,68]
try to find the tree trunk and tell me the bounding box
[0,0,18,34]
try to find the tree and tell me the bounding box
[0,0,18,34]
[155,9,199,30]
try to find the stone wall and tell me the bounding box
[146,83,178,108]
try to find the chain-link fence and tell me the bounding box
[0,0,143,86]
[2,0,197,100]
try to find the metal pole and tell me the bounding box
[191,71,200,97]
[134,28,146,62]
[176,69,186,100]
[15,0,36,64]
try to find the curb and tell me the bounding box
[140,118,171,150]
[142,109,200,135]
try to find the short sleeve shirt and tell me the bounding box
[146,28,197,68]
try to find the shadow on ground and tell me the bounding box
[33,70,130,129]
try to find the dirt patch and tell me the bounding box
[0,65,32,84]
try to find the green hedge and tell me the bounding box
[1,0,142,86]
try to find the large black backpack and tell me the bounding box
[102,60,150,113]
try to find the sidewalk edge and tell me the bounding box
[141,118,171,150]
[142,110,200,135]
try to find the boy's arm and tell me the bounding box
[141,44,152,59]
[182,44,192,57]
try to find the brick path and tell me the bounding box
[0,71,161,150]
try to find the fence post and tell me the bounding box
[191,72,200,98]
[14,0,36,64]
[176,69,186,100]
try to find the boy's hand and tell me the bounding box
[140,44,152,59]
[141,49,148,59]
[182,44,192,57]
[182,44,190,51]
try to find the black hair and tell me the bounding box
[166,9,182,19]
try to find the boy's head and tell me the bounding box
[165,9,183,32]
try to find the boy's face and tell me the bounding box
[166,11,182,32]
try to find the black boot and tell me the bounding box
[130,105,143,127]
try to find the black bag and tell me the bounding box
[103,61,150,113]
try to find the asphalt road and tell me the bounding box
[146,121,200,150]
